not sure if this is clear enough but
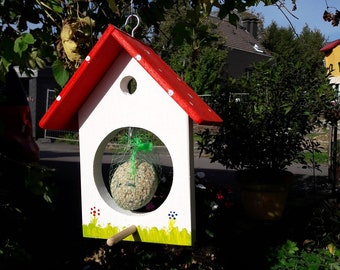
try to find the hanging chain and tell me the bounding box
[130,0,134,15]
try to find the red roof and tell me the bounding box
[320,39,340,52]
[39,24,222,130]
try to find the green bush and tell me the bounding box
[268,240,340,270]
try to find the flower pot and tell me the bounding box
[235,169,294,220]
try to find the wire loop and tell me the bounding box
[123,14,140,37]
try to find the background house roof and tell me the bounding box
[39,24,222,131]
[209,16,271,78]
[320,39,340,53]
[210,16,270,57]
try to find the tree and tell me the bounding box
[256,23,331,132]
[151,3,228,95]
[198,23,334,171]
[0,0,292,86]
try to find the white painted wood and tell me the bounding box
[78,51,195,245]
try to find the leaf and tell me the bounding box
[50,0,63,14]
[63,39,81,61]
[29,50,46,69]
[52,60,70,87]
[327,243,336,255]
[81,16,95,28]
[107,0,118,14]
[14,33,35,57]
[61,23,81,61]
[22,33,35,44]
[205,229,214,238]
[36,57,46,69]
[283,104,292,114]
[201,0,213,16]
[0,57,11,81]
[61,23,75,42]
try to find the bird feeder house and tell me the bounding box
[39,24,222,246]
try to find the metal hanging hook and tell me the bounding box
[123,14,140,37]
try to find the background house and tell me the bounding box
[211,15,272,78]
[320,39,340,83]
[320,39,340,183]
[15,66,59,140]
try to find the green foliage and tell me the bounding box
[268,240,340,270]
[304,150,329,165]
[52,60,70,87]
[269,240,299,269]
[56,132,79,144]
[25,163,56,203]
[168,42,227,95]
[268,198,340,269]
[305,199,340,251]
[13,33,35,57]
[197,24,334,171]
[1,0,277,86]
[152,3,227,95]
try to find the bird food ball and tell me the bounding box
[110,159,158,210]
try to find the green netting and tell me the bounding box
[108,128,161,211]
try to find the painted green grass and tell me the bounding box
[82,218,192,246]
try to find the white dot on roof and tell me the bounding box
[85,55,91,62]
[135,54,142,61]
[189,101,194,106]
[187,93,193,99]
[56,95,61,101]
[168,89,174,96]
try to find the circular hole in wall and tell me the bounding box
[101,127,173,213]
[120,76,137,94]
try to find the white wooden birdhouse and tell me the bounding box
[39,24,222,246]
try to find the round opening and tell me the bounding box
[120,76,137,94]
[101,127,173,213]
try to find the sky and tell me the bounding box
[249,0,340,42]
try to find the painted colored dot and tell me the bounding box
[90,206,100,217]
[168,211,178,220]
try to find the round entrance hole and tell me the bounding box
[101,127,173,213]
[120,76,137,94]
